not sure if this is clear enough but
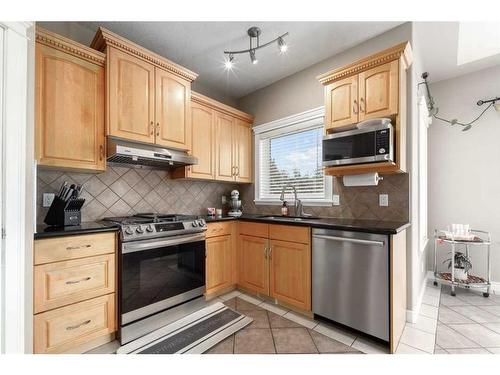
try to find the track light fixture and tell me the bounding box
[224,27,289,69]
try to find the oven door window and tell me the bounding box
[121,240,205,315]
[323,132,375,161]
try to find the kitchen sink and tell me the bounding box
[256,215,321,221]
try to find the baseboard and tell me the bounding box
[490,281,500,293]
[406,271,433,323]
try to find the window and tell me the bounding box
[254,107,332,206]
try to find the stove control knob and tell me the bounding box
[198,219,205,226]
[136,226,144,234]
[192,221,198,227]
[146,224,154,232]
[124,226,134,235]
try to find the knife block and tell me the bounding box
[44,196,85,226]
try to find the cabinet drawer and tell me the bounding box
[34,293,116,354]
[34,232,116,265]
[239,221,268,238]
[206,222,233,238]
[269,224,310,244]
[34,254,115,313]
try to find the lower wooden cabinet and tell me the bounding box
[237,222,311,311]
[34,293,115,354]
[238,234,269,295]
[206,235,232,295]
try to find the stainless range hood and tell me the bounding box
[107,138,197,170]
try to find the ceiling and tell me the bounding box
[72,21,403,99]
[415,22,500,84]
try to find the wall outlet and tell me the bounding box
[379,194,389,207]
[332,194,340,206]
[221,195,227,205]
[43,193,55,207]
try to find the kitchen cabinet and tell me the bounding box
[237,222,311,311]
[33,231,117,354]
[91,27,197,151]
[317,42,412,176]
[205,222,237,297]
[35,27,106,172]
[172,91,254,183]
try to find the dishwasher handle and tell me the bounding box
[312,234,385,247]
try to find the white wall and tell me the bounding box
[428,65,500,283]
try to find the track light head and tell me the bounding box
[278,37,288,53]
[224,54,234,70]
[250,49,258,65]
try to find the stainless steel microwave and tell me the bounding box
[322,123,394,167]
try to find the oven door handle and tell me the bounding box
[122,233,206,254]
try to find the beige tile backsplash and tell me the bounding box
[37,167,409,225]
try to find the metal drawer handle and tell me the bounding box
[156,122,160,137]
[268,246,272,259]
[99,145,104,161]
[66,319,91,331]
[353,100,358,114]
[65,277,91,285]
[150,121,154,135]
[313,234,384,247]
[360,97,365,112]
[66,244,92,250]
[264,246,268,259]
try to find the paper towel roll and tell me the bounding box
[342,172,383,187]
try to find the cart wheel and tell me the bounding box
[483,292,489,298]
[450,291,456,297]
[433,281,438,286]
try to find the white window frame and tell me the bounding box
[253,107,333,206]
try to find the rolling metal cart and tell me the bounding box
[433,229,491,297]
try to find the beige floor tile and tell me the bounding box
[205,335,234,354]
[407,314,438,334]
[218,290,241,301]
[449,305,500,323]
[449,323,500,347]
[283,311,318,329]
[313,323,356,346]
[400,326,435,353]
[268,312,302,329]
[272,328,318,354]
[440,294,470,307]
[236,297,264,311]
[436,324,480,349]
[237,293,264,307]
[240,310,270,329]
[234,329,276,354]
[434,349,448,354]
[444,348,491,354]
[485,347,500,353]
[260,301,288,316]
[456,293,499,306]
[422,294,440,307]
[308,329,359,353]
[479,305,500,317]
[223,298,236,310]
[438,306,474,324]
[351,337,389,354]
[483,322,500,335]
[395,343,428,354]
[420,303,439,320]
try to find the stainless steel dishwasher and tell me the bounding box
[312,228,389,341]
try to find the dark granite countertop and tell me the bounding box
[237,214,410,235]
[202,215,237,223]
[34,221,119,240]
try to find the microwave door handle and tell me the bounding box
[122,233,206,254]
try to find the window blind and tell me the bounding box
[259,127,325,200]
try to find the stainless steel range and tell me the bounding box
[102,213,207,344]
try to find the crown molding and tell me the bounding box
[35,26,106,66]
[317,41,413,85]
[91,27,198,82]
[191,91,254,123]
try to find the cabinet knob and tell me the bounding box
[264,246,268,259]
[360,97,365,112]
[235,166,240,177]
[156,122,160,137]
[99,145,104,161]
[150,121,154,135]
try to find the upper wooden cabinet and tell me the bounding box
[91,27,197,151]
[317,42,412,176]
[35,27,106,172]
[172,91,254,183]
[108,47,155,144]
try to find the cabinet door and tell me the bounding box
[187,102,215,179]
[155,67,191,150]
[238,235,269,295]
[358,60,399,121]
[206,235,232,295]
[269,239,311,311]
[215,112,235,181]
[325,75,358,130]
[108,47,155,143]
[234,120,253,183]
[35,44,105,171]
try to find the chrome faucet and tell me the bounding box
[279,184,312,217]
